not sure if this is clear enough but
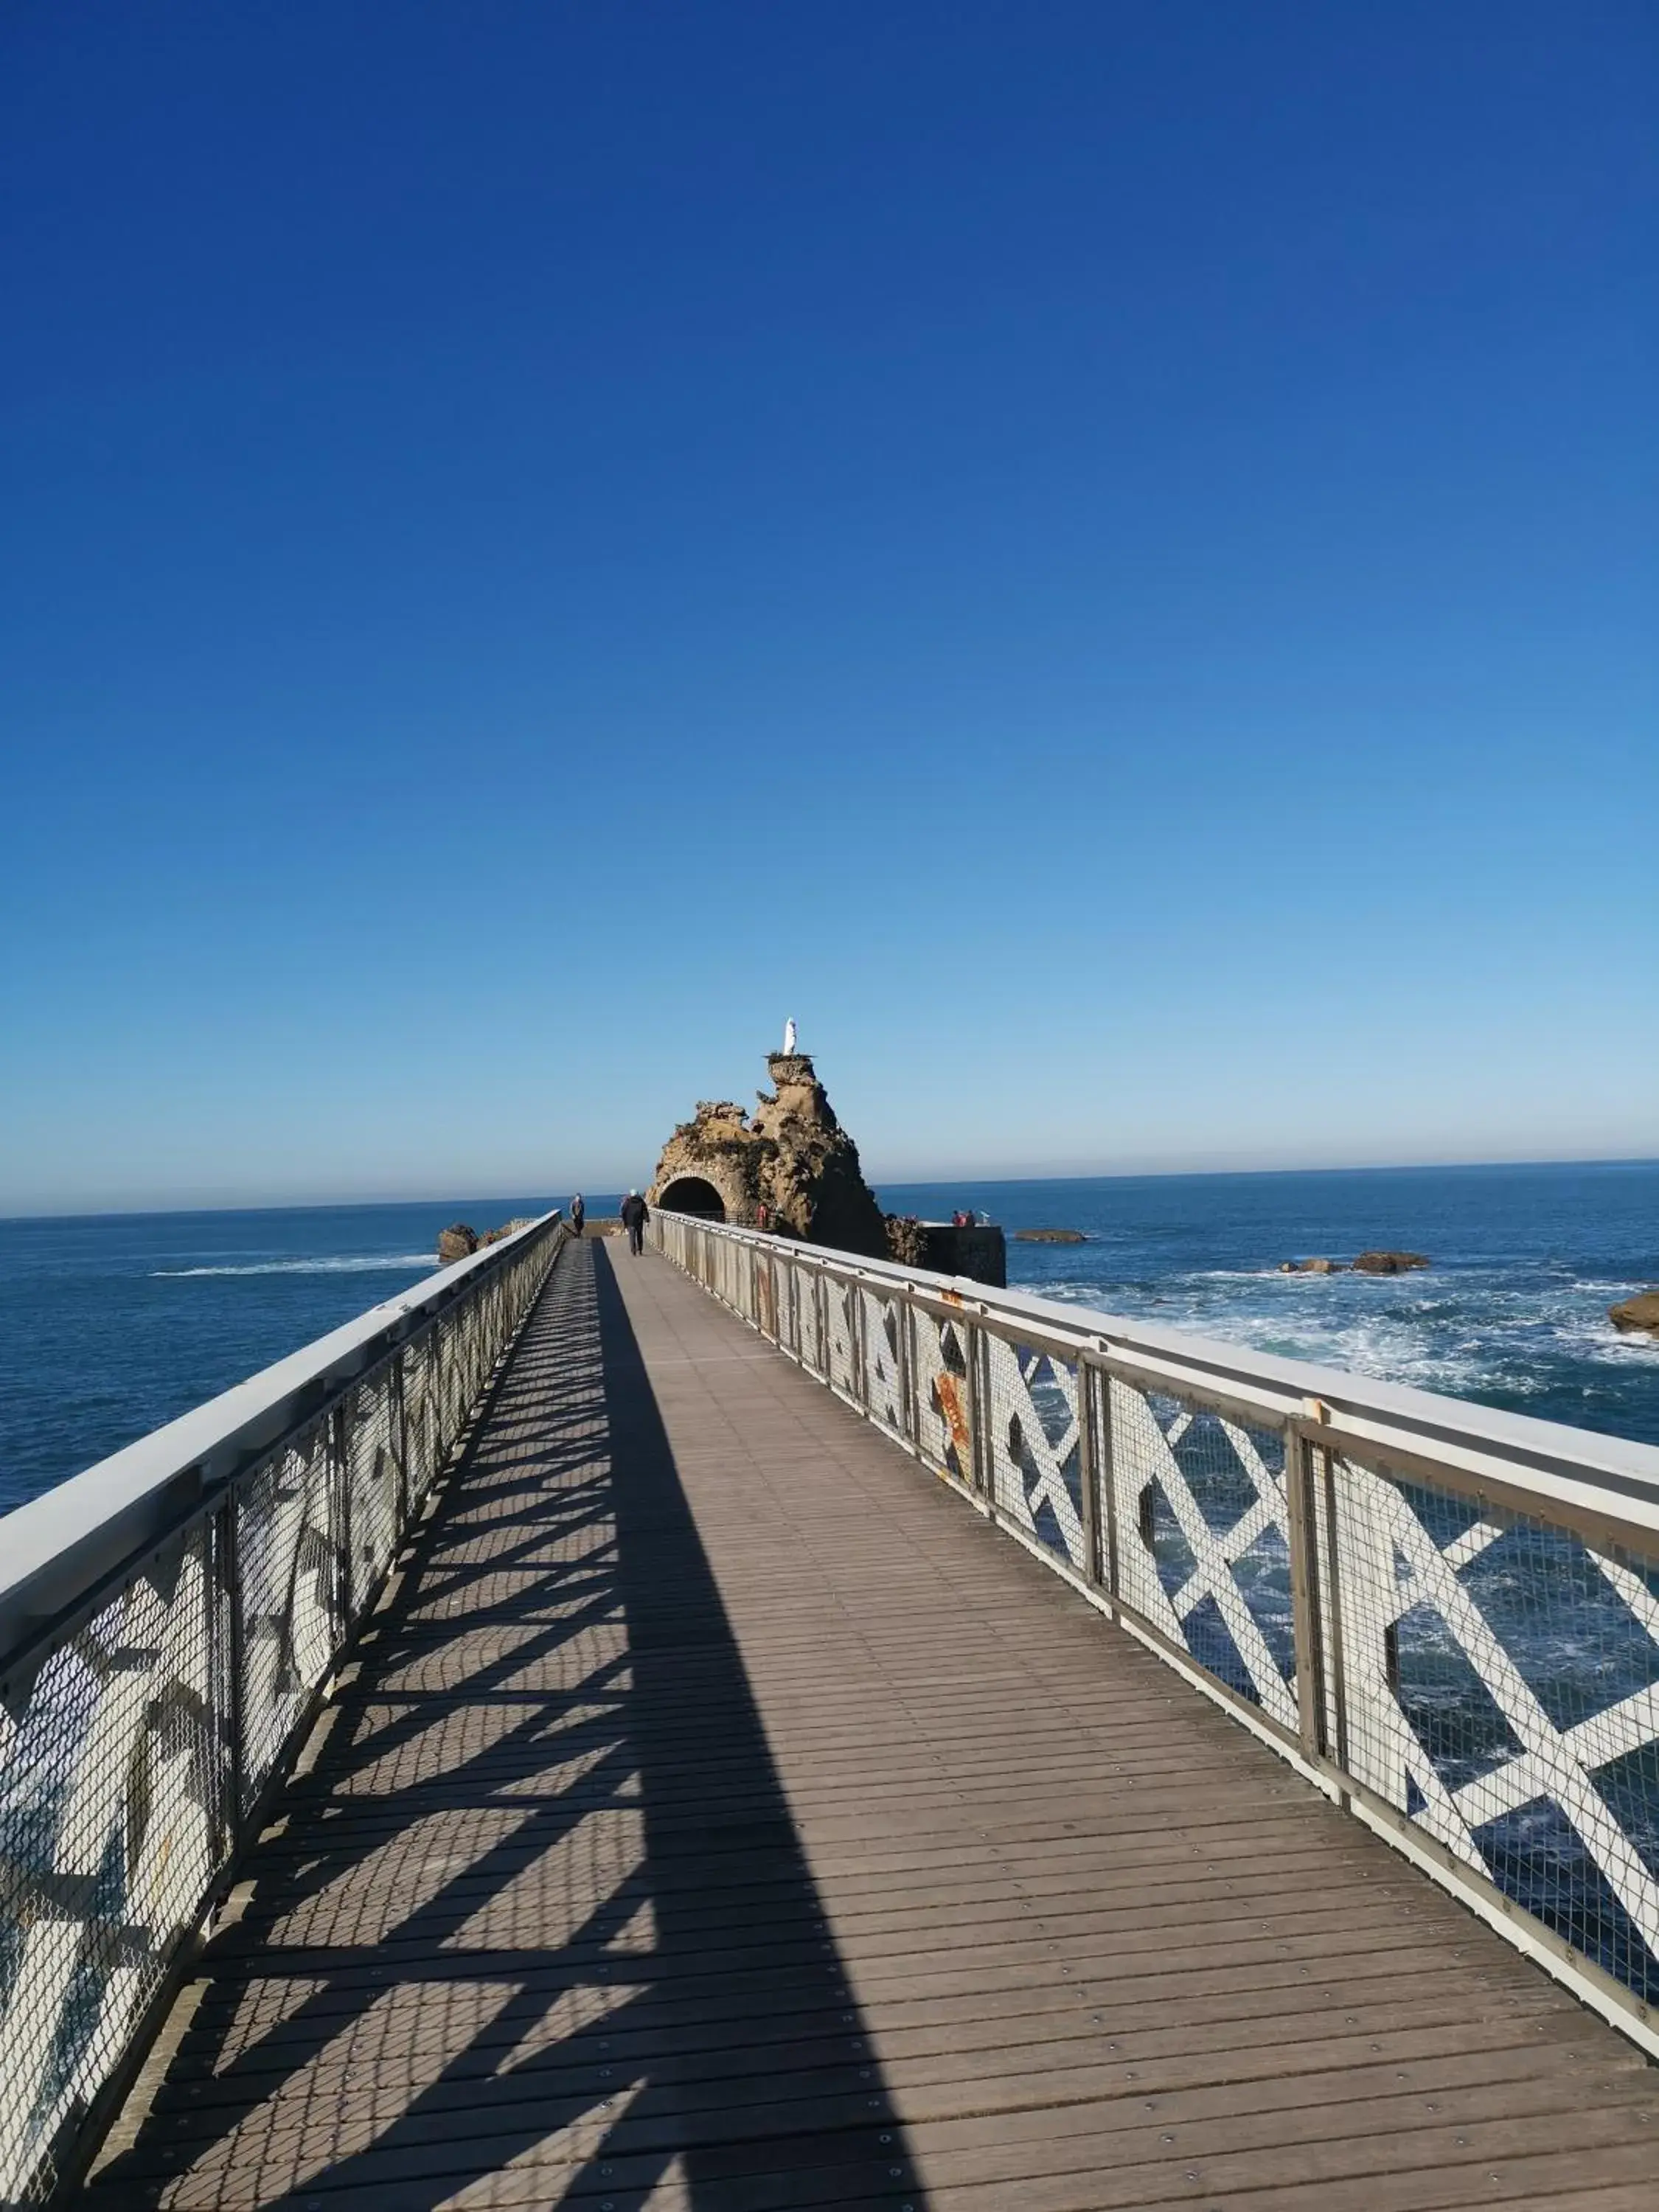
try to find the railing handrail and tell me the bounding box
[650,1209,1659,1537]
[0,1211,560,1672]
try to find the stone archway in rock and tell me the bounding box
[657,1175,727,1221]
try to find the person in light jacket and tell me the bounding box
[620,1189,649,1256]
[570,1194,585,1237]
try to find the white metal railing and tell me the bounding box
[652,1208,1659,2056]
[0,1212,566,2207]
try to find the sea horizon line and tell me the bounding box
[4,1151,1657,1227]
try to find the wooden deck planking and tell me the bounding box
[86,1237,1655,2210]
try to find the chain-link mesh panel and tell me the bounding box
[796,1271,825,1379]
[752,1248,779,1343]
[1329,1453,1659,2003]
[984,1335,1086,1571]
[776,1253,801,1357]
[343,1363,401,1624]
[445,1296,481,1428]
[0,1520,221,2204]
[912,1308,975,1489]
[826,1277,860,1402]
[402,1332,441,1511]
[235,1418,339,1805]
[860,1286,907,1440]
[1106,1379,1299,1733]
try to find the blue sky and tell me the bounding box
[2,1,1655,1214]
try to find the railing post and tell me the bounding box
[1074,1358,1102,1590]
[1096,1363,1121,1604]
[966,1319,987,1503]
[393,1353,411,1536]
[901,1295,918,1444]
[1284,1413,1327,1763]
[1318,1439,1352,1778]
[330,1400,353,1635]
[433,1315,447,1463]
[217,1494,245,1851]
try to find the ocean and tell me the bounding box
[0,1195,596,1514]
[883,1159,1659,1448]
[0,1161,1655,1514]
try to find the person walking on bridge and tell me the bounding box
[569,1194,585,1237]
[621,1189,649,1257]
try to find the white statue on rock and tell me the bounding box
[782,1018,797,1054]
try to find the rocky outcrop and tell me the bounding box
[883,1217,1006,1287]
[1279,1251,1430,1276]
[480,1217,537,1248]
[1610,1292,1659,1340]
[437,1216,537,1265]
[650,1048,888,1259]
[886,1215,930,1267]
[1015,1228,1085,1244]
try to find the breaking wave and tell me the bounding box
[1032,1263,1659,1418]
[153,1254,437,1279]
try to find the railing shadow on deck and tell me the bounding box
[87,1240,927,2211]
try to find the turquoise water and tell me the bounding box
[1,1162,1655,1513]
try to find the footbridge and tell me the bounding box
[5,1212,1659,2208]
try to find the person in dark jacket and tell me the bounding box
[570,1194,585,1237]
[621,1189,648,1256]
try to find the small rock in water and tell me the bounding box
[1015,1228,1086,1244]
[1610,1291,1659,1340]
[1352,1251,1430,1274]
[1279,1256,1344,1274]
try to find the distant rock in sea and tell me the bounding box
[1610,1291,1659,1340]
[1015,1228,1086,1244]
[1279,1251,1430,1275]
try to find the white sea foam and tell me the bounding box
[1550,1316,1659,1365]
[153,1255,437,1279]
[1032,1259,1659,1403]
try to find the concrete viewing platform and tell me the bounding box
[83,1241,1658,2211]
